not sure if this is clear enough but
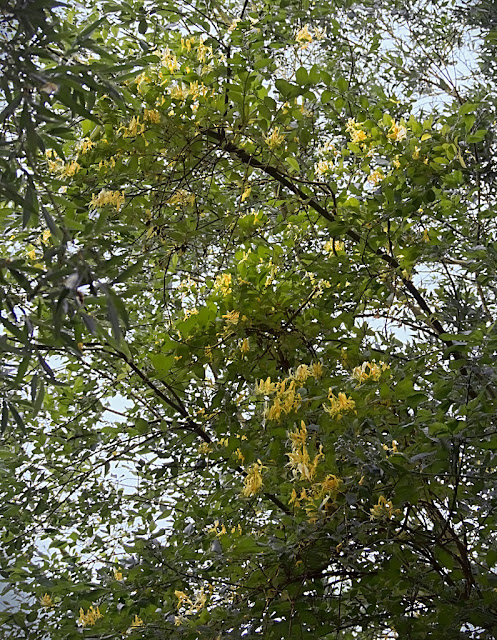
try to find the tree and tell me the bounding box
[1,0,497,637]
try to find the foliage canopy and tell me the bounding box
[1,0,497,638]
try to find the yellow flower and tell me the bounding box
[324,239,344,254]
[130,614,144,627]
[370,495,401,520]
[296,24,313,48]
[78,606,103,627]
[346,118,368,144]
[412,146,421,160]
[313,26,326,40]
[368,169,384,186]
[143,108,161,124]
[183,308,199,320]
[169,84,188,100]
[289,487,309,508]
[242,460,266,497]
[352,361,390,384]
[241,186,252,201]
[393,155,401,169]
[114,569,123,581]
[387,120,407,142]
[214,273,232,296]
[121,115,145,137]
[197,41,212,63]
[315,159,333,176]
[159,47,179,72]
[59,160,81,177]
[91,189,125,211]
[264,379,301,421]
[77,138,94,154]
[264,127,285,150]
[167,189,195,207]
[39,593,54,608]
[228,18,240,33]
[27,248,36,261]
[290,364,310,384]
[181,36,195,51]
[319,474,342,496]
[198,441,212,454]
[287,421,324,481]
[323,391,355,419]
[222,310,240,325]
[175,590,193,610]
[310,361,324,378]
[240,338,250,354]
[254,377,276,395]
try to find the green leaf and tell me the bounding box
[285,157,300,172]
[296,67,308,85]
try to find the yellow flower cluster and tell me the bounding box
[78,605,103,627]
[222,310,240,325]
[59,160,81,177]
[240,338,250,354]
[39,593,54,608]
[370,495,401,521]
[242,460,266,496]
[287,421,324,481]
[175,590,193,610]
[296,24,313,48]
[130,615,144,627]
[159,46,179,73]
[208,520,227,537]
[121,115,145,137]
[289,362,323,383]
[99,156,116,171]
[382,440,399,454]
[352,361,390,384]
[264,379,302,422]
[208,519,242,537]
[228,18,240,33]
[197,40,212,63]
[91,189,125,210]
[143,108,161,124]
[323,391,355,420]
[388,119,407,142]
[183,308,199,320]
[324,239,344,254]
[289,473,341,512]
[254,377,275,395]
[264,127,285,150]
[45,150,82,178]
[214,273,232,296]
[76,138,95,154]
[255,364,322,395]
[314,159,334,176]
[181,36,196,52]
[346,118,367,144]
[167,189,195,207]
[168,80,211,102]
[368,169,384,186]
